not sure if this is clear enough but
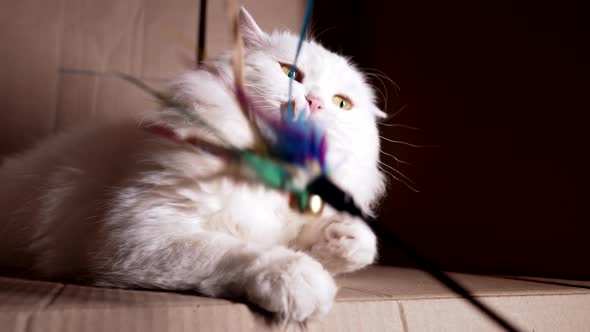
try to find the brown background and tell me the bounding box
[313,0,589,279]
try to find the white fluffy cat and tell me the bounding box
[0,9,386,322]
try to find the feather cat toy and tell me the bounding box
[123,0,337,216]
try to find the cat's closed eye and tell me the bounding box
[280,63,304,83]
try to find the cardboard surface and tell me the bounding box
[0,0,304,155]
[2,266,590,331]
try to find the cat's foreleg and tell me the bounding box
[93,230,337,322]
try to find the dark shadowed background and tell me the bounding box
[313,0,588,279]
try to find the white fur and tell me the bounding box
[0,9,385,322]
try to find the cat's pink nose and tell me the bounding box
[306,95,324,113]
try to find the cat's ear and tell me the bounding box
[239,7,267,48]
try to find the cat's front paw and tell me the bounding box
[245,249,337,322]
[310,218,377,275]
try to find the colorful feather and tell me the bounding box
[125,0,326,212]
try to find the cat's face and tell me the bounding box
[239,9,386,210]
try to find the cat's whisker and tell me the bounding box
[365,72,389,113]
[378,122,420,130]
[378,160,415,184]
[309,25,337,41]
[378,164,420,192]
[385,104,408,121]
[380,149,411,165]
[364,69,400,93]
[380,136,437,148]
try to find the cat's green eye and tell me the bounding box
[280,63,304,83]
[332,95,353,110]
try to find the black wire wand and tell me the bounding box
[196,0,208,65]
[307,176,522,332]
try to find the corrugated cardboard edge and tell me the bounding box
[0,277,64,332]
[2,266,590,331]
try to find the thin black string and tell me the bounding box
[369,221,521,332]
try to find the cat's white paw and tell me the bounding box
[245,249,337,322]
[310,218,377,275]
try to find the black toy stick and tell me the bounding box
[307,176,521,332]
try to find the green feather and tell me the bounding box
[241,151,289,189]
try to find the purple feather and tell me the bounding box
[233,83,327,173]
